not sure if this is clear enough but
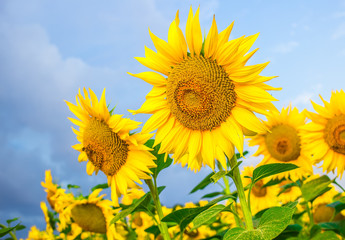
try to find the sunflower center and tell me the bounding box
[132,213,143,227]
[251,180,267,197]
[324,114,345,155]
[265,124,301,162]
[83,118,129,176]
[167,56,236,131]
[71,203,107,233]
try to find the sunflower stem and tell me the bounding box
[217,161,243,227]
[229,154,254,230]
[306,202,314,228]
[145,178,171,240]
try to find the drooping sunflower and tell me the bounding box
[129,6,280,172]
[300,90,345,178]
[241,166,279,215]
[59,189,118,240]
[41,170,74,213]
[66,88,156,203]
[248,105,313,181]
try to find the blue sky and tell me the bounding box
[1,0,345,237]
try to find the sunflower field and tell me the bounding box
[2,6,345,240]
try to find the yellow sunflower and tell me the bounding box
[41,170,74,213]
[66,88,156,203]
[300,90,345,178]
[59,188,118,239]
[129,6,280,172]
[241,166,279,215]
[248,105,313,181]
[41,170,58,210]
[25,226,54,240]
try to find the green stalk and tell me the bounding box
[217,161,243,227]
[145,179,171,240]
[306,202,314,228]
[228,154,254,230]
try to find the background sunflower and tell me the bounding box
[300,90,345,178]
[66,88,156,204]
[248,105,313,181]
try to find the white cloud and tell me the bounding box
[332,22,345,40]
[289,83,323,108]
[272,41,299,54]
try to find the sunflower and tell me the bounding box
[129,6,280,172]
[41,170,58,210]
[66,88,156,203]
[241,166,279,215]
[59,188,118,239]
[248,105,313,181]
[41,170,74,213]
[300,90,345,178]
[26,226,54,240]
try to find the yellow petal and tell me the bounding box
[191,7,202,56]
[188,130,202,164]
[204,15,218,58]
[128,71,167,86]
[149,28,180,63]
[142,108,170,133]
[186,6,195,56]
[235,85,278,103]
[231,107,267,133]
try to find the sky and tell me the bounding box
[1,0,345,237]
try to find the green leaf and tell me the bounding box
[110,193,150,224]
[6,218,18,225]
[67,184,80,189]
[15,224,26,231]
[190,172,215,194]
[224,227,265,240]
[145,139,173,179]
[311,231,339,240]
[225,206,295,240]
[258,206,295,239]
[284,201,299,209]
[191,204,228,230]
[91,183,109,192]
[309,225,321,238]
[0,225,18,238]
[319,220,345,237]
[327,201,345,216]
[262,178,285,188]
[274,224,302,240]
[252,163,299,184]
[226,161,243,178]
[161,206,211,232]
[211,170,227,183]
[161,195,235,232]
[201,191,225,199]
[145,222,177,238]
[301,175,332,202]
